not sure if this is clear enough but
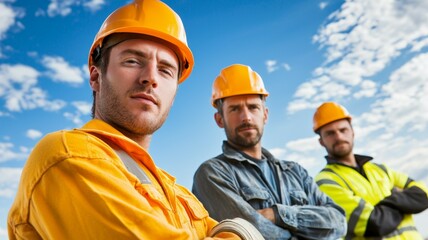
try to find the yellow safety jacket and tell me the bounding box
[316,155,428,240]
[8,119,238,240]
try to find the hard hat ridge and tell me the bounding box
[211,64,269,108]
[313,101,352,133]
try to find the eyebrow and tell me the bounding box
[119,49,178,72]
[227,101,261,109]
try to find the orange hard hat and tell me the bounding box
[88,0,194,83]
[211,64,269,107]
[313,102,352,133]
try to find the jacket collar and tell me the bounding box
[325,154,373,167]
[221,141,293,171]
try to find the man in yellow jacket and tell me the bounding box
[7,1,261,239]
[314,102,428,239]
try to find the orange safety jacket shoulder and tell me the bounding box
[8,119,237,240]
[315,154,428,240]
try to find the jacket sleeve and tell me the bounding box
[380,164,428,214]
[378,186,428,214]
[192,160,293,239]
[29,156,238,240]
[272,164,347,239]
[316,171,403,237]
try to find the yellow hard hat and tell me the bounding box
[313,102,352,133]
[88,0,194,83]
[211,64,269,107]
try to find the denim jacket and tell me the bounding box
[193,141,346,239]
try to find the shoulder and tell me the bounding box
[275,158,308,172]
[315,164,350,182]
[194,155,237,179]
[22,129,115,188]
[196,155,231,171]
[34,129,112,159]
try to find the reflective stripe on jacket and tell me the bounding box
[8,119,234,240]
[316,155,427,240]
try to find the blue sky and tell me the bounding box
[1,0,428,238]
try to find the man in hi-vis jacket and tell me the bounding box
[314,102,428,239]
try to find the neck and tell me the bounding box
[116,126,152,149]
[333,154,357,167]
[228,141,263,159]
[126,133,152,150]
[99,118,152,150]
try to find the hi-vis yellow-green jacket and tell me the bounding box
[8,119,238,240]
[316,155,428,240]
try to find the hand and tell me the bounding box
[257,208,275,223]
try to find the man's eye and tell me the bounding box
[123,58,140,65]
[229,107,238,112]
[160,68,173,77]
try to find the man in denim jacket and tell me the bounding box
[192,64,346,239]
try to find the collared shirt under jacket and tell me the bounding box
[192,141,347,240]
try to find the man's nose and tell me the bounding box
[139,62,158,88]
[240,107,252,123]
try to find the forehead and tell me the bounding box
[223,94,262,106]
[321,119,351,132]
[111,38,179,66]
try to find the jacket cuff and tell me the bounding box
[272,204,298,231]
[380,186,428,214]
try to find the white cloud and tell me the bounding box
[319,2,328,10]
[285,136,319,152]
[0,111,11,117]
[0,142,28,163]
[63,101,92,125]
[0,2,16,39]
[0,64,67,112]
[282,63,291,71]
[45,0,105,17]
[42,56,85,84]
[0,2,24,58]
[287,99,313,114]
[26,129,43,140]
[269,147,287,159]
[266,60,278,73]
[353,79,377,99]
[286,153,320,171]
[82,64,90,79]
[0,227,7,239]
[83,0,106,12]
[288,0,428,113]
[35,8,46,17]
[47,0,75,17]
[367,53,428,134]
[73,101,92,115]
[266,60,291,73]
[410,37,428,52]
[0,167,22,198]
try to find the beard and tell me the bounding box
[225,122,263,148]
[97,77,172,136]
[328,141,353,159]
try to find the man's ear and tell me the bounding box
[89,65,101,92]
[214,112,224,128]
[264,107,269,124]
[319,137,325,147]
